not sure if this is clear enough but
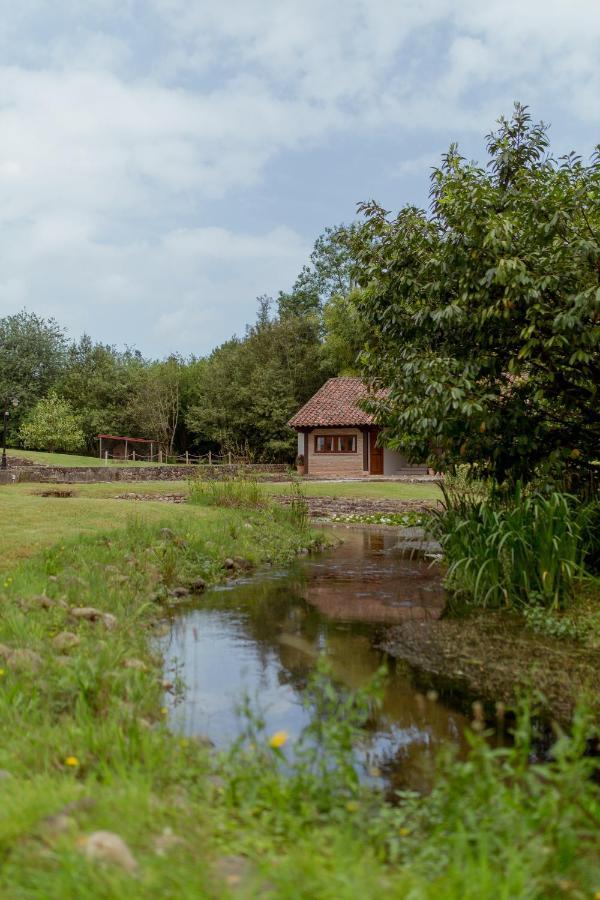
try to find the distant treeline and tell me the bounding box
[0,225,363,461]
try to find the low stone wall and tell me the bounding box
[4,464,290,485]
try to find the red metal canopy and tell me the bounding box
[97,434,154,444]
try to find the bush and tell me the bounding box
[19,392,85,453]
[431,483,588,609]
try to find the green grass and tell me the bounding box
[268,480,441,501]
[0,487,599,896]
[8,448,161,467]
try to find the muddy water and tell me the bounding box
[162,528,472,791]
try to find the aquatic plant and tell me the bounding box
[431,483,589,609]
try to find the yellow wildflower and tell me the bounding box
[160,707,168,716]
[346,801,359,813]
[268,730,288,749]
[399,827,410,837]
[0,669,4,677]
[65,756,79,767]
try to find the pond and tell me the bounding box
[161,527,474,792]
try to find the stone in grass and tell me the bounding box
[52,632,80,652]
[168,587,190,598]
[159,528,176,541]
[70,608,118,630]
[232,557,253,572]
[8,648,43,672]
[81,831,138,874]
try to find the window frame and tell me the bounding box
[314,433,358,454]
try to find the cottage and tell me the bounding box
[288,377,428,477]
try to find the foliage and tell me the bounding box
[19,392,85,453]
[430,483,589,609]
[126,356,186,453]
[0,311,67,436]
[277,224,358,319]
[522,604,592,642]
[355,104,600,484]
[186,299,332,461]
[330,511,424,526]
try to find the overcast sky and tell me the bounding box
[0,0,598,358]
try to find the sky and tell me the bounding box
[0,0,598,358]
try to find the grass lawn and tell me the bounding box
[7,448,162,467]
[267,480,441,501]
[0,484,200,573]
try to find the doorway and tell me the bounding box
[369,429,383,475]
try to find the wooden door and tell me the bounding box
[369,429,383,475]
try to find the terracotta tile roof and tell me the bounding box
[288,377,386,428]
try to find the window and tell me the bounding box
[314,434,357,453]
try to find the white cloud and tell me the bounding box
[0,0,598,355]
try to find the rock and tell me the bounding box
[9,649,43,672]
[168,587,189,598]
[70,607,104,622]
[52,632,80,652]
[102,613,118,631]
[153,826,184,857]
[159,528,176,541]
[70,608,118,630]
[222,558,235,570]
[232,557,252,571]
[188,578,206,593]
[81,831,138,873]
[123,658,148,672]
[32,594,56,609]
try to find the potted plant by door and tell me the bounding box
[296,454,305,475]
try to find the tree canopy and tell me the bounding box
[355,104,600,483]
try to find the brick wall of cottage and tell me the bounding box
[306,428,367,477]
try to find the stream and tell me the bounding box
[161,527,476,792]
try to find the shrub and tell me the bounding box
[19,392,85,453]
[431,483,588,609]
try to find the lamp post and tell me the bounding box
[1,398,19,470]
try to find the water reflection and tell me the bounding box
[162,528,469,792]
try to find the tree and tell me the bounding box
[277,224,358,319]
[57,336,146,450]
[0,311,66,437]
[355,104,600,483]
[186,300,331,460]
[19,392,85,453]
[126,356,185,454]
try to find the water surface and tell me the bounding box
[162,527,471,791]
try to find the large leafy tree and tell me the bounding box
[355,105,600,482]
[0,311,67,435]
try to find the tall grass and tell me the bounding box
[431,481,588,609]
[188,473,268,508]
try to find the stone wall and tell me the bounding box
[4,464,290,485]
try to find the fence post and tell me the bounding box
[104,450,108,466]
[158,448,162,464]
[228,452,232,466]
[208,450,212,466]
[185,450,189,465]
[132,450,136,462]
